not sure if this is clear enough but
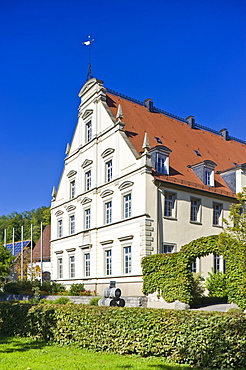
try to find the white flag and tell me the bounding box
[82,37,94,46]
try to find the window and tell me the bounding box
[85,253,90,277]
[213,203,222,226]
[86,121,92,142]
[191,258,199,273]
[69,255,75,278]
[123,193,132,218]
[57,257,63,278]
[85,170,91,191]
[124,246,132,274]
[105,201,112,224]
[70,180,76,199]
[105,250,112,275]
[85,208,91,229]
[164,193,175,218]
[205,169,212,186]
[160,244,175,253]
[106,160,112,182]
[190,198,201,222]
[69,215,75,234]
[214,255,226,273]
[156,154,168,174]
[57,219,63,238]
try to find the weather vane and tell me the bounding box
[82,36,94,81]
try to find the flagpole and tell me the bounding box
[12,228,15,281]
[21,226,24,280]
[4,229,6,247]
[30,224,33,281]
[40,222,43,285]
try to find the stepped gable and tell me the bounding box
[106,92,246,197]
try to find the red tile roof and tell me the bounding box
[107,93,246,198]
[33,225,51,261]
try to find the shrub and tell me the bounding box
[89,297,101,306]
[1,303,244,369]
[53,297,71,305]
[41,281,66,295]
[205,271,228,298]
[69,283,85,296]
[191,273,205,302]
[227,308,243,314]
[3,280,37,295]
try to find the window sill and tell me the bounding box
[163,216,177,221]
[212,224,223,228]
[190,221,202,225]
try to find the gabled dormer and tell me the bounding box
[218,162,246,194]
[150,145,172,175]
[189,160,217,186]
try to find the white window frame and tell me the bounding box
[204,167,214,186]
[105,200,112,224]
[164,192,176,218]
[86,121,92,143]
[156,153,168,174]
[57,219,63,238]
[84,208,91,230]
[57,257,63,278]
[213,203,222,226]
[106,159,113,183]
[191,257,200,273]
[70,179,76,199]
[84,252,90,277]
[160,243,176,254]
[69,255,75,278]
[85,170,91,191]
[190,197,201,223]
[123,193,132,219]
[105,249,112,276]
[123,246,132,274]
[69,214,75,235]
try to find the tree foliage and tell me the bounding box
[0,206,50,245]
[0,245,14,284]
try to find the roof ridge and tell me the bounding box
[106,87,246,145]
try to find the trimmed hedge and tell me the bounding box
[0,302,245,369]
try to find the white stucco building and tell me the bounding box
[50,78,246,296]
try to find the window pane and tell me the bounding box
[105,201,112,224]
[70,180,76,199]
[85,253,90,277]
[106,160,112,182]
[106,250,112,275]
[58,257,63,278]
[191,199,199,222]
[160,244,174,253]
[124,194,132,218]
[70,256,75,278]
[85,209,91,229]
[70,215,75,234]
[86,121,92,142]
[85,170,91,191]
[124,246,132,274]
[213,204,221,225]
[58,219,63,238]
[164,194,173,217]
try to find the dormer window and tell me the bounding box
[150,145,172,175]
[189,160,216,187]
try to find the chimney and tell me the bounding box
[220,128,229,141]
[186,116,195,129]
[144,98,153,113]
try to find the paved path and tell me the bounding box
[191,303,238,312]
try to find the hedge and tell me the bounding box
[0,302,245,369]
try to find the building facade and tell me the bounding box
[50,78,246,296]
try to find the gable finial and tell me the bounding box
[65,143,71,155]
[52,186,57,201]
[142,132,150,152]
[82,36,94,81]
[116,104,123,121]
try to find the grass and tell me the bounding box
[0,336,196,370]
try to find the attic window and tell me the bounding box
[189,160,216,187]
[150,145,172,176]
[154,137,162,144]
[194,150,202,157]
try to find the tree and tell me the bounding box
[0,245,14,285]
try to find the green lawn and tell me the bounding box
[0,336,196,370]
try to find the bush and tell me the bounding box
[53,297,71,305]
[0,303,245,369]
[41,281,66,295]
[69,283,85,296]
[2,280,66,296]
[191,273,205,303]
[227,308,243,314]
[89,297,101,306]
[205,271,228,298]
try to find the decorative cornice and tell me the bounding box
[67,170,77,178]
[66,248,76,252]
[81,197,92,205]
[55,210,64,217]
[118,235,134,242]
[119,181,134,191]
[82,109,93,120]
[100,240,114,245]
[101,148,115,158]
[66,205,76,212]
[81,159,93,168]
[100,189,114,198]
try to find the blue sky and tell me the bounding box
[0,0,245,215]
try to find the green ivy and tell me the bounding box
[142,234,246,309]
